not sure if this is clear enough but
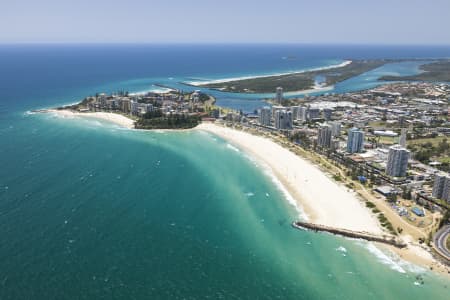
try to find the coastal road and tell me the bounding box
[433,225,450,261]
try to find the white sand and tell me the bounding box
[197,123,382,235]
[48,110,135,129]
[283,85,335,96]
[187,60,352,86]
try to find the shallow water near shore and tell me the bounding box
[1,44,450,299]
[2,113,450,299]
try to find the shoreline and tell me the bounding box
[42,109,136,129]
[196,122,381,234]
[281,84,335,96]
[216,83,336,97]
[185,60,352,86]
[40,109,200,132]
[33,111,450,277]
[195,122,450,278]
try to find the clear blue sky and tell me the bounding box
[2,0,450,44]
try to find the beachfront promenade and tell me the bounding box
[292,221,407,248]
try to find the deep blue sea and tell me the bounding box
[1,44,450,299]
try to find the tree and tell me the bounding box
[438,138,449,153]
[414,150,432,163]
[423,142,433,149]
[143,110,163,119]
[387,193,397,202]
[401,187,412,200]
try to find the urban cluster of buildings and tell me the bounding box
[78,83,449,207]
[258,104,334,130]
[316,122,341,150]
[81,90,212,117]
[255,87,415,178]
[258,87,337,130]
[233,83,449,205]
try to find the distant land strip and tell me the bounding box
[186,59,447,93]
[379,60,450,83]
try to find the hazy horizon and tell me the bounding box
[2,0,450,45]
[2,42,450,46]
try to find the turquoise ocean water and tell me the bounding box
[1,44,450,299]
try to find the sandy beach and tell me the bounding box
[47,109,135,129]
[186,60,352,86]
[37,114,450,276]
[197,122,450,277]
[197,122,382,234]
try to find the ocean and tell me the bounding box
[0,44,449,299]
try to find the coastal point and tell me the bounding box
[3,1,450,297]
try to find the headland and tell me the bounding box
[36,89,218,130]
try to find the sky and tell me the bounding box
[1,0,450,44]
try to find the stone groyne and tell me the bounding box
[292,221,407,248]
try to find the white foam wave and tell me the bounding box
[91,120,104,127]
[396,258,427,274]
[353,241,427,275]
[131,86,175,95]
[152,129,169,134]
[365,243,406,274]
[147,87,174,94]
[226,143,240,152]
[50,111,75,120]
[239,152,308,220]
[336,246,347,253]
[205,133,307,220]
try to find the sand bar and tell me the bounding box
[186,60,352,86]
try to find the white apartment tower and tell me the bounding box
[329,121,341,137]
[317,124,333,148]
[432,173,450,202]
[274,110,292,130]
[346,128,364,153]
[298,106,308,122]
[386,145,410,177]
[276,87,283,104]
[259,106,272,126]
